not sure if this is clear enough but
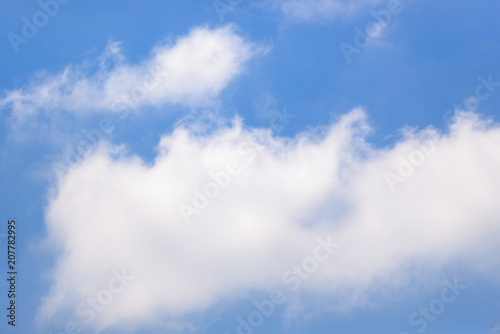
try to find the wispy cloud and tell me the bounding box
[275,0,384,23]
[0,25,265,122]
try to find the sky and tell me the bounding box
[0,0,500,333]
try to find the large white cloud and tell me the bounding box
[39,108,500,331]
[0,25,264,122]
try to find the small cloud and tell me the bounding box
[275,0,385,23]
[0,25,265,122]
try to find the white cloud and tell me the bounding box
[38,108,500,330]
[276,0,384,23]
[0,25,264,122]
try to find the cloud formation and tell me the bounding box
[0,25,263,121]
[276,0,384,22]
[39,108,500,330]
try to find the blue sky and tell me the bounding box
[1,0,500,333]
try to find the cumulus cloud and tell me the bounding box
[38,107,500,330]
[0,25,263,121]
[275,0,384,23]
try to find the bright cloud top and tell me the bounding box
[0,25,263,121]
[38,108,500,330]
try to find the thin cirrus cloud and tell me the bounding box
[0,25,264,122]
[38,108,500,330]
[276,0,384,23]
